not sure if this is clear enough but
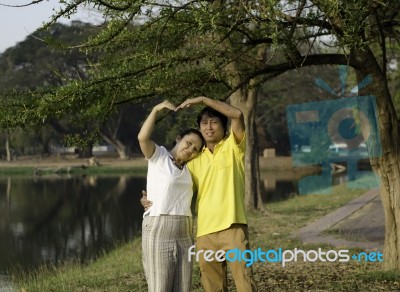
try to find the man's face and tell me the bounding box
[199,114,225,144]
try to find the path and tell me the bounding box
[294,188,384,251]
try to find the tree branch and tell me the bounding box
[0,0,44,8]
[95,0,132,11]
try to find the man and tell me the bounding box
[142,96,257,292]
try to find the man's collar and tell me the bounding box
[204,135,229,152]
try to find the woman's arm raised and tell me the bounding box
[137,100,177,159]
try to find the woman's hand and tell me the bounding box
[154,100,177,112]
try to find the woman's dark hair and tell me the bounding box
[196,106,228,133]
[176,128,205,149]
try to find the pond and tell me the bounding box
[0,170,348,276]
[0,175,146,275]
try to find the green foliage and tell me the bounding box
[257,65,345,154]
[0,0,399,152]
[0,22,104,153]
[0,22,97,90]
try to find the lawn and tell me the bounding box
[10,180,400,291]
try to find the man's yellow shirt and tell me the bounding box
[187,130,247,237]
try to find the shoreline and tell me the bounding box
[0,155,147,168]
[0,155,317,171]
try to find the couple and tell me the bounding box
[138,96,257,292]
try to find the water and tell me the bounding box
[0,175,146,275]
[262,171,299,202]
[0,171,348,276]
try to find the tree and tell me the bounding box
[0,21,143,158]
[2,0,400,269]
[257,65,341,155]
[0,21,102,157]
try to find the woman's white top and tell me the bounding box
[143,144,193,217]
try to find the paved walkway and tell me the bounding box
[294,188,384,251]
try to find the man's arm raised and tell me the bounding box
[177,96,245,143]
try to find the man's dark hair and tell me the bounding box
[196,107,228,133]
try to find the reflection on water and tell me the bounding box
[0,175,146,275]
[261,170,352,202]
[0,171,355,275]
[261,171,300,202]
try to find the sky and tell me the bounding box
[0,0,100,53]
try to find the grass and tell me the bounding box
[9,177,400,291]
[11,238,147,292]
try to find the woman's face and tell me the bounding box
[176,133,203,162]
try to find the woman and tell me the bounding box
[138,100,205,292]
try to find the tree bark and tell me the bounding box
[243,95,265,211]
[78,143,93,158]
[230,87,265,211]
[101,133,128,159]
[351,47,400,270]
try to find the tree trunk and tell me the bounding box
[352,47,400,270]
[243,100,265,211]
[230,88,265,211]
[113,143,127,159]
[220,29,267,211]
[101,133,128,159]
[78,143,93,158]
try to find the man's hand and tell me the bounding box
[140,190,153,211]
[176,96,205,109]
